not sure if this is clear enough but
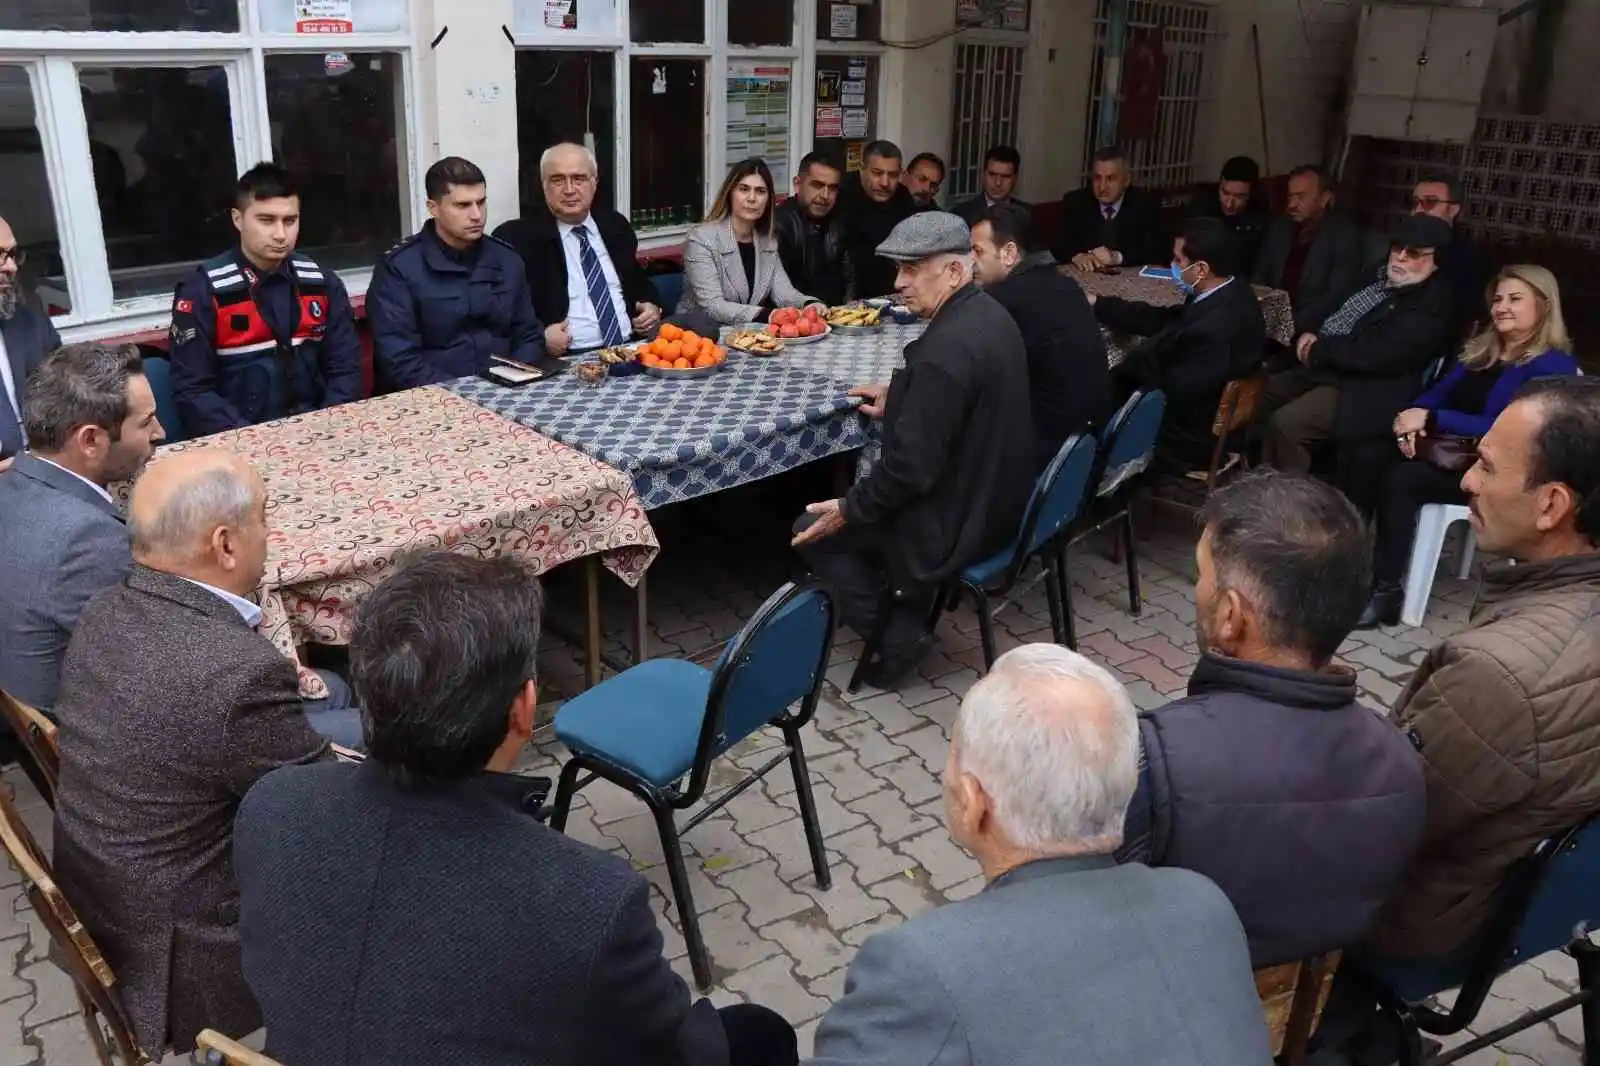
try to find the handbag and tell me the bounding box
[1413,433,1479,473]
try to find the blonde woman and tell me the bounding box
[678,157,823,326]
[1358,264,1578,627]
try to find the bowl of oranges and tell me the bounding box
[638,324,730,379]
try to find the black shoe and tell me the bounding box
[861,633,936,690]
[1356,585,1403,630]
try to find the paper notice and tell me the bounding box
[829,3,858,38]
[295,0,353,34]
[843,108,869,139]
[815,106,844,138]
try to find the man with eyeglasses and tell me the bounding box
[1256,214,1455,514]
[494,142,671,357]
[1412,173,1491,340]
[0,215,63,473]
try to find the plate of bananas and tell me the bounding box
[727,329,785,356]
[823,304,884,331]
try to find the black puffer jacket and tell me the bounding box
[774,198,855,307]
[1118,653,1427,967]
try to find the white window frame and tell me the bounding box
[514,0,885,251]
[0,0,425,340]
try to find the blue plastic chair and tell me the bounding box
[1349,812,1600,1065]
[938,433,1099,670]
[140,355,186,444]
[653,271,684,316]
[549,581,836,990]
[1065,389,1166,616]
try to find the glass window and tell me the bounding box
[512,0,616,36]
[631,0,703,44]
[629,58,704,232]
[265,52,403,272]
[813,55,878,175]
[516,52,617,218]
[79,66,237,301]
[1,0,239,32]
[259,0,406,34]
[0,66,70,314]
[730,1,793,47]
[816,0,880,42]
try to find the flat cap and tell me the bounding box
[1390,214,1453,250]
[875,211,972,263]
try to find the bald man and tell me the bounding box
[0,213,64,469]
[51,449,350,1057]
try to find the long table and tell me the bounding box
[140,387,658,694]
[1070,268,1298,363]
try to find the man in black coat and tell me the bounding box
[971,202,1110,469]
[774,150,856,307]
[950,144,1030,226]
[794,212,1035,688]
[1118,472,1425,968]
[234,553,798,1066]
[492,142,665,356]
[1053,145,1167,270]
[1410,173,1493,342]
[1251,165,1374,335]
[0,212,62,470]
[1257,215,1454,512]
[837,140,918,298]
[1091,217,1266,472]
[1183,155,1270,269]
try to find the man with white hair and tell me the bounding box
[793,212,1034,687]
[808,644,1274,1065]
[52,448,342,1058]
[493,142,669,356]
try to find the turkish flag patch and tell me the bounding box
[174,298,194,314]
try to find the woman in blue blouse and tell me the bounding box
[1358,264,1577,628]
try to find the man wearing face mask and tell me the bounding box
[0,212,63,473]
[1117,471,1425,968]
[1089,217,1265,471]
[971,203,1109,469]
[793,212,1034,688]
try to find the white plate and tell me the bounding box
[739,322,831,345]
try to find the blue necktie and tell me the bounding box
[574,227,626,348]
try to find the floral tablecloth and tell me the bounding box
[136,387,658,696]
[1068,267,1296,365]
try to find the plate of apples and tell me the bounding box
[755,306,831,344]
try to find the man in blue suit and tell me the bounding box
[0,213,62,472]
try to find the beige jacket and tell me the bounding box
[1364,552,1600,958]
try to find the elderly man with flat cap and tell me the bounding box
[794,211,1035,687]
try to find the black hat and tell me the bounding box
[1390,214,1453,251]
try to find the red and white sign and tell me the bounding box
[295,0,354,35]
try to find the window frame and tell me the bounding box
[515,0,885,251]
[0,0,423,337]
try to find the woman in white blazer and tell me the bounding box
[679,157,823,326]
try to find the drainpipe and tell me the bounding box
[1097,0,1130,148]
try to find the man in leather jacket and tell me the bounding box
[775,151,856,308]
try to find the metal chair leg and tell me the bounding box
[1122,509,1143,616]
[549,759,585,832]
[651,800,711,990]
[1394,1007,1428,1066]
[1573,935,1600,1066]
[785,726,832,891]
[1043,557,1065,647]
[972,586,999,669]
[1055,546,1078,650]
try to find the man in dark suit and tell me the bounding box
[492,142,665,357]
[773,150,856,307]
[971,202,1110,469]
[1053,145,1167,270]
[1184,155,1270,268]
[1091,217,1266,471]
[950,144,1030,226]
[0,344,162,716]
[809,644,1274,1065]
[1252,165,1373,335]
[837,140,917,297]
[53,449,333,1058]
[1411,173,1492,341]
[233,552,798,1066]
[0,213,62,470]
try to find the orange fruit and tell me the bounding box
[681,331,701,349]
[660,323,683,341]
[699,338,716,357]
[673,357,691,369]
[693,353,713,368]
[665,341,684,360]
[713,345,726,361]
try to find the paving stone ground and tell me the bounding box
[4,486,1589,1064]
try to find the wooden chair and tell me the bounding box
[1255,952,1341,1066]
[193,1030,284,1065]
[0,687,60,808]
[1201,372,1268,493]
[0,787,149,1065]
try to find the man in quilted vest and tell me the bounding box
[1364,375,1600,959]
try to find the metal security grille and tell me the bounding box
[949,42,1026,201]
[1080,0,1221,188]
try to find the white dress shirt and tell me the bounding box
[0,330,23,450]
[179,577,264,628]
[34,456,114,504]
[1191,276,1235,305]
[560,216,631,351]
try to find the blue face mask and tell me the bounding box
[1170,260,1195,295]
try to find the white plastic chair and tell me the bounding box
[1401,503,1476,627]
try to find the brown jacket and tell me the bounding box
[1364,552,1600,958]
[52,566,329,1055]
